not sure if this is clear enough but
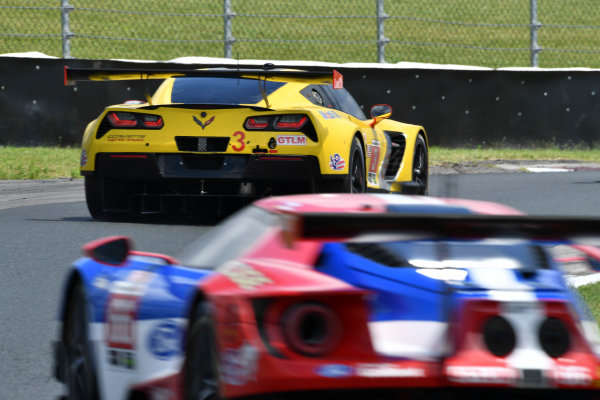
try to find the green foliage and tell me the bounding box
[577,281,600,325]
[0,146,80,180]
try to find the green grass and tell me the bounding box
[1,145,599,180]
[0,146,80,180]
[2,0,600,68]
[576,281,600,325]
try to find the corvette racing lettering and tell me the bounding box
[356,364,425,378]
[319,110,341,120]
[193,114,215,130]
[446,366,516,384]
[276,135,306,146]
[107,134,146,142]
[147,321,184,360]
[231,131,246,152]
[221,342,259,385]
[220,262,272,290]
[329,153,345,171]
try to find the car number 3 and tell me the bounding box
[232,131,246,152]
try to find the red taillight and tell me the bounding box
[107,112,138,128]
[245,116,271,130]
[106,112,163,129]
[275,115,307,130]
[140,114,164,128]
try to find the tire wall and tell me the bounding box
[1,57,599,148]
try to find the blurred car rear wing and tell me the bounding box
[281,212,600,247]
[64,65,339,86]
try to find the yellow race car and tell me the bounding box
[65,65,428,219]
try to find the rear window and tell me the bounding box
[171,76,285,105]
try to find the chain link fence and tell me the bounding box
[2,0,600,68]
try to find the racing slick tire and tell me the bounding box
[411,135,429,195]
[326,136,366,193]
[63,283,99,400]
[184,302,222,400]
[84,176,108,220]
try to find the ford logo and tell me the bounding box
[147,321,184,360]
[315,364,354,378]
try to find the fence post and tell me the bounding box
[376,0,389,63]
[529,0,541,67]
[223,0,236,58]
[61,0,74,58]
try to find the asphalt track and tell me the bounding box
[0,170,599,399]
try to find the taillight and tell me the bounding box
[539,317,571,358]
[139,114,163,128]
[107,112,138,128]
[482,316,516,357]
[280,302,342,357]
[274,115,307,130]
[245,116,270,130]
[105,112,163,129]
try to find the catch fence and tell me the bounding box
[2,0,600,68]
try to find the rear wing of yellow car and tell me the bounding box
[64,64,343,87]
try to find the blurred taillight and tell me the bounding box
[281,302,342,357]
[105,112,163,129]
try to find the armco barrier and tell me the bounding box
[1,57,599,148]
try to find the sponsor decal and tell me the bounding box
[319,110,341,120]
[106,134,145,142]
[329,153,345,171]
[221,342,259,386]
[446,366,516,384]
[356,363,426,378]
[316,364,354,378]
[108,348,136,370]
[80,150,88,167]
[367,140,381,185]
[553,366,592,386]
[276,135,306,146]
[220,261,272,290]
[193,114,215,130]
[147,320,184,360]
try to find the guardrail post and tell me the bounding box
[376,0,389,63]
[530,0,541,67]
[61,0,74,59]
[223,0,236,58]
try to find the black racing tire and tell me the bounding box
[63,283,99,400]
[84,176,106,220]
[184,302,221,400]
[411,135,429,195]
[325,136,366,193]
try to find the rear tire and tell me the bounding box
[63,283,99,400]
[184,302,221,400]
[84,176,106,220]
[411,135,429,195]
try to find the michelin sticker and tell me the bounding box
[147,320,184,360]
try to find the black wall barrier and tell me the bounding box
[1,57,599,148]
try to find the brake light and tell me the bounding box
[140,114,164,128]
[105,112,164,129]
[275,115,307,130]
[107,112,138,128]
[245,116,271,130]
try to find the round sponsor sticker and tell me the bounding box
[147,321,183,360]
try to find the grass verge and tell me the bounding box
[576,281,600,324]
[1,145,599,180]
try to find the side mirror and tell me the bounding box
[370,104,392,127]
[82,236,133,266]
